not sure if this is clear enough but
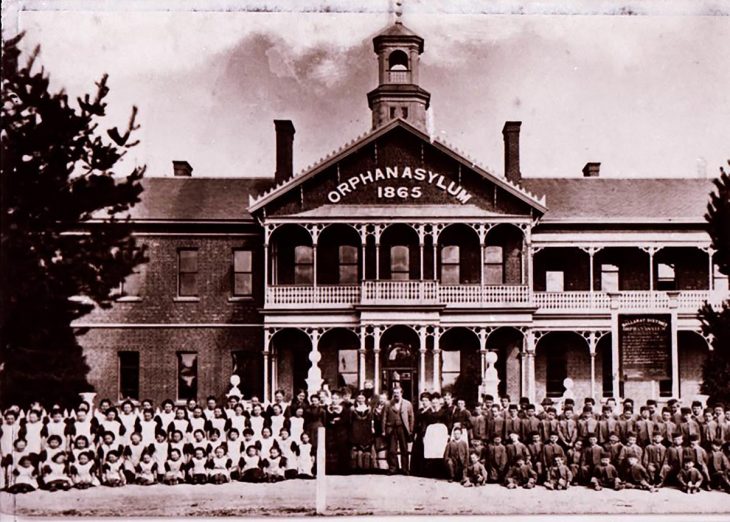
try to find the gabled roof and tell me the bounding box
[521,177,714,223]
[247,118,548,214]
[119,177,273,222]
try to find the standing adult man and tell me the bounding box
[382,386,415,475]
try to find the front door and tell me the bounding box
[383,342,418,403]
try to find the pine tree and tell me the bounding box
[0,34,146,408]
[700,161,730,404]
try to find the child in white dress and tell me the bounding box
[101,450,126,487]
[188,447,209,484]
[135,452,158,485]
[163,448,185,485]
[42,452,73,491]
[297,432,314,479]
[70,451,98,489]
[7,455,38,494]
[209,445,231,484]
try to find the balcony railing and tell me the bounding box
[533,290,725,313]
[265,283,726,312]
[387,70,411,83]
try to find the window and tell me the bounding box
[441,245,460,284]
[484,246,504,285]
[441,350,461,389]
[390,245,410,280]
[294,245,313,285]
[714,265,729,293]
[339,245,358,284]
[402,106,409,119]
[177,352,198,401]
[601,264,619,292]
[545,271,564,292]
[656,263,676,291]
[232,249,253,296]
[178,249,198,297]
[338,349,358,386]
[232,351,262,399]
[546,351,567,397]
[390,107,397,119]
[118,352,139,400]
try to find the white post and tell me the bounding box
[316,425,326,514]
[588,248,595,292]
[373,327,382,393]
[306,329,323,397]
[668,292,680,398]
[432,327,441,392]
[648,248,655,291]
[588,332,597,400]
[707,247,715,291]
[271,346,278,395]
[375,243,381,280]
[524,331,536,404]
[358,326,367,390]
[432,229,438,281]
[418,326,427,393]
[263,329,272,404]
[610,294,621,399]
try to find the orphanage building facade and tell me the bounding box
[76,21,727,407]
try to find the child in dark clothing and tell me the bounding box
[505,455,537,489]
[462,452,487,487]
[443,427,469,482]
[678,460,702,494]
[590,452,623,491]
[623,455,657,492]
[484,434,508,483]
[544,455,572,490]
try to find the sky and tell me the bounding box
[7,1,730,180]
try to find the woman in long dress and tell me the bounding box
[349,392,374,473]
[370,395,389,472]
[422,393,449,478]
[410,392,432,477]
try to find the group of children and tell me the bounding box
[436,394,730,494]
[0,395,317,494]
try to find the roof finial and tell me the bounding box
[393,0,403,23]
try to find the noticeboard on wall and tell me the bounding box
[619,314,671,380]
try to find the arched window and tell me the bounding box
[388,50,409,71]
[391,245,410,280]
[484,246,504,285]
[441,245,460,284]
[339,245,358,284]
[294,245,313,285]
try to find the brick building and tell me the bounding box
[76,21,727,407]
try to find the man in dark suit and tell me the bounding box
[382,386,415,474]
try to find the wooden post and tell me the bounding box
[316,426,326,514]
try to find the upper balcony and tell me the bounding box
[265,282,724,312]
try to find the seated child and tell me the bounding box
[277,428,299,480]
[590,451,622,491]
[225,429,243,480]
[678,459,702,494]
[506,431,530,468]
[168,430,187,462]
[101,450,126,487]
[659,432,685,488]
[707,439,730,492]
[544,455,572,490]
[240,445,265,483]
[462,451,487,487]
[443,427,469,483]
[135,451,158,485]
[188,447,209,484]
[623,455,657,492]
[71,436,94,464]
[296,432,314,479]
[208,445,231,484]
[39,435,65,470]
[163,448,185,485]
[123,431,146,483]
[70,451,98,489]
[7,455,38,494]
[151,430,169,482]
[485,434,508,484]
[505,455,537,489]
[259,427,275,458]
[263,446,287,482]
[42,452,72,491]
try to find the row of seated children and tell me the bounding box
[2,423,316,493]
[442,425,730,493]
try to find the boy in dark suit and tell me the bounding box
[462,451,488,487]
[505,455,536,489]
[643,431,667,486]
[443,427,469,482]
[623,455,657,492]
[544,455,572,490]
[678,459,702,494]
[707,439,730,492]
[484,434,508,483]
[590,451,623,491]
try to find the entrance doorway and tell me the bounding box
[382,342,418,403]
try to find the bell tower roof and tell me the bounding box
[367,20,430,131]
[373,21,424,53]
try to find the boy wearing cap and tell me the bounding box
[558,408,578,450]
[701,409,720,450]
[545,455,572,490]
[577,406,598,441]
[526,432,544,482]
[680,408,701,444]
[659,432,685,487]
[542,432,566,474]
[581,433,603,480]
[521,405,541,443]
[597,405,618,446]
[590,451,623,491]
[619,432,643,474]
[506,431,530,467]
[707,439,730,491]
[504,406,522,443]
[656,408,677,446]
[539,408,559,441]
[443,427,469,483]
[504,455,537,489]
[616,407,635,443]
[635,407,654,448]
[623,454,657,492]
[643,431,667,486]
[486,404,505,442]
[484,434,508,483]
[678,460,702,494]
[684,434,711,489]
[603,432,624,469]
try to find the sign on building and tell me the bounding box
[619,314,671,380]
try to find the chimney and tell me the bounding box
[582,162,601,177]
[502,121,522,183]
[274,120,295,184]
[172,160,193,177]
